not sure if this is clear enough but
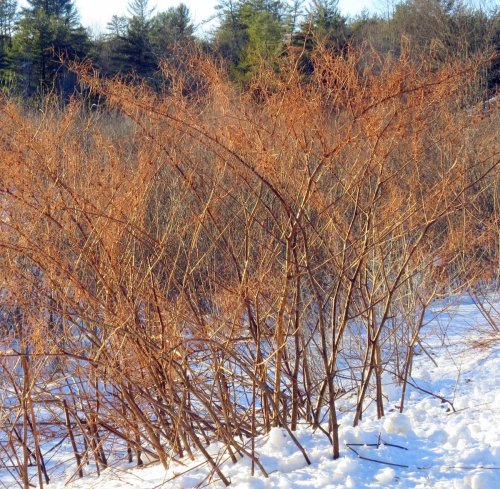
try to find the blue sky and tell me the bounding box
[20,1,379,35]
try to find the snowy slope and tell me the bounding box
[5,294,500,489]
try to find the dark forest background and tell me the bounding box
[0,0,498,100]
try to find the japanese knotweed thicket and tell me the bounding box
[0,47,498,485]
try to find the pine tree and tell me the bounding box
[116,0,156,77]
[150,3,194,53]
[0,0,17,87]
[98,2,195,79]
[107,15,128,38]
[13,0,89,95]
[92,15,128,76]
[25,0,77,21]
[308,0,346,47]
[213,0,248,65]
[214,0,287,83]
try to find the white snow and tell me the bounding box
[375,466,396,483]
[383,413,413,436]
[2,294,499,488]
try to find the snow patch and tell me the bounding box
[383,412,413,436]
[2,294,498,489]
[374,466,396,483]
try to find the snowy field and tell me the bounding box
[2,294,499,489]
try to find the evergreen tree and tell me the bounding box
[98,2,195,79]
[89,15,128,76]
[26,0,77,20]
[13,0,89,95]
[150,3,194,53]
[213,0,248,65]
[284,0,303,41]
[214,0,287,83]
[0,0,17,87]
[118,0,156,77]
[107,15,128,38]
[308,0,346,47]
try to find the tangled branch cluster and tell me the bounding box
[0,46,498,486]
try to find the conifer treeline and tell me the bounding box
[0,0,498,98]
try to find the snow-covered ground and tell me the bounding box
[3,294,500,489]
